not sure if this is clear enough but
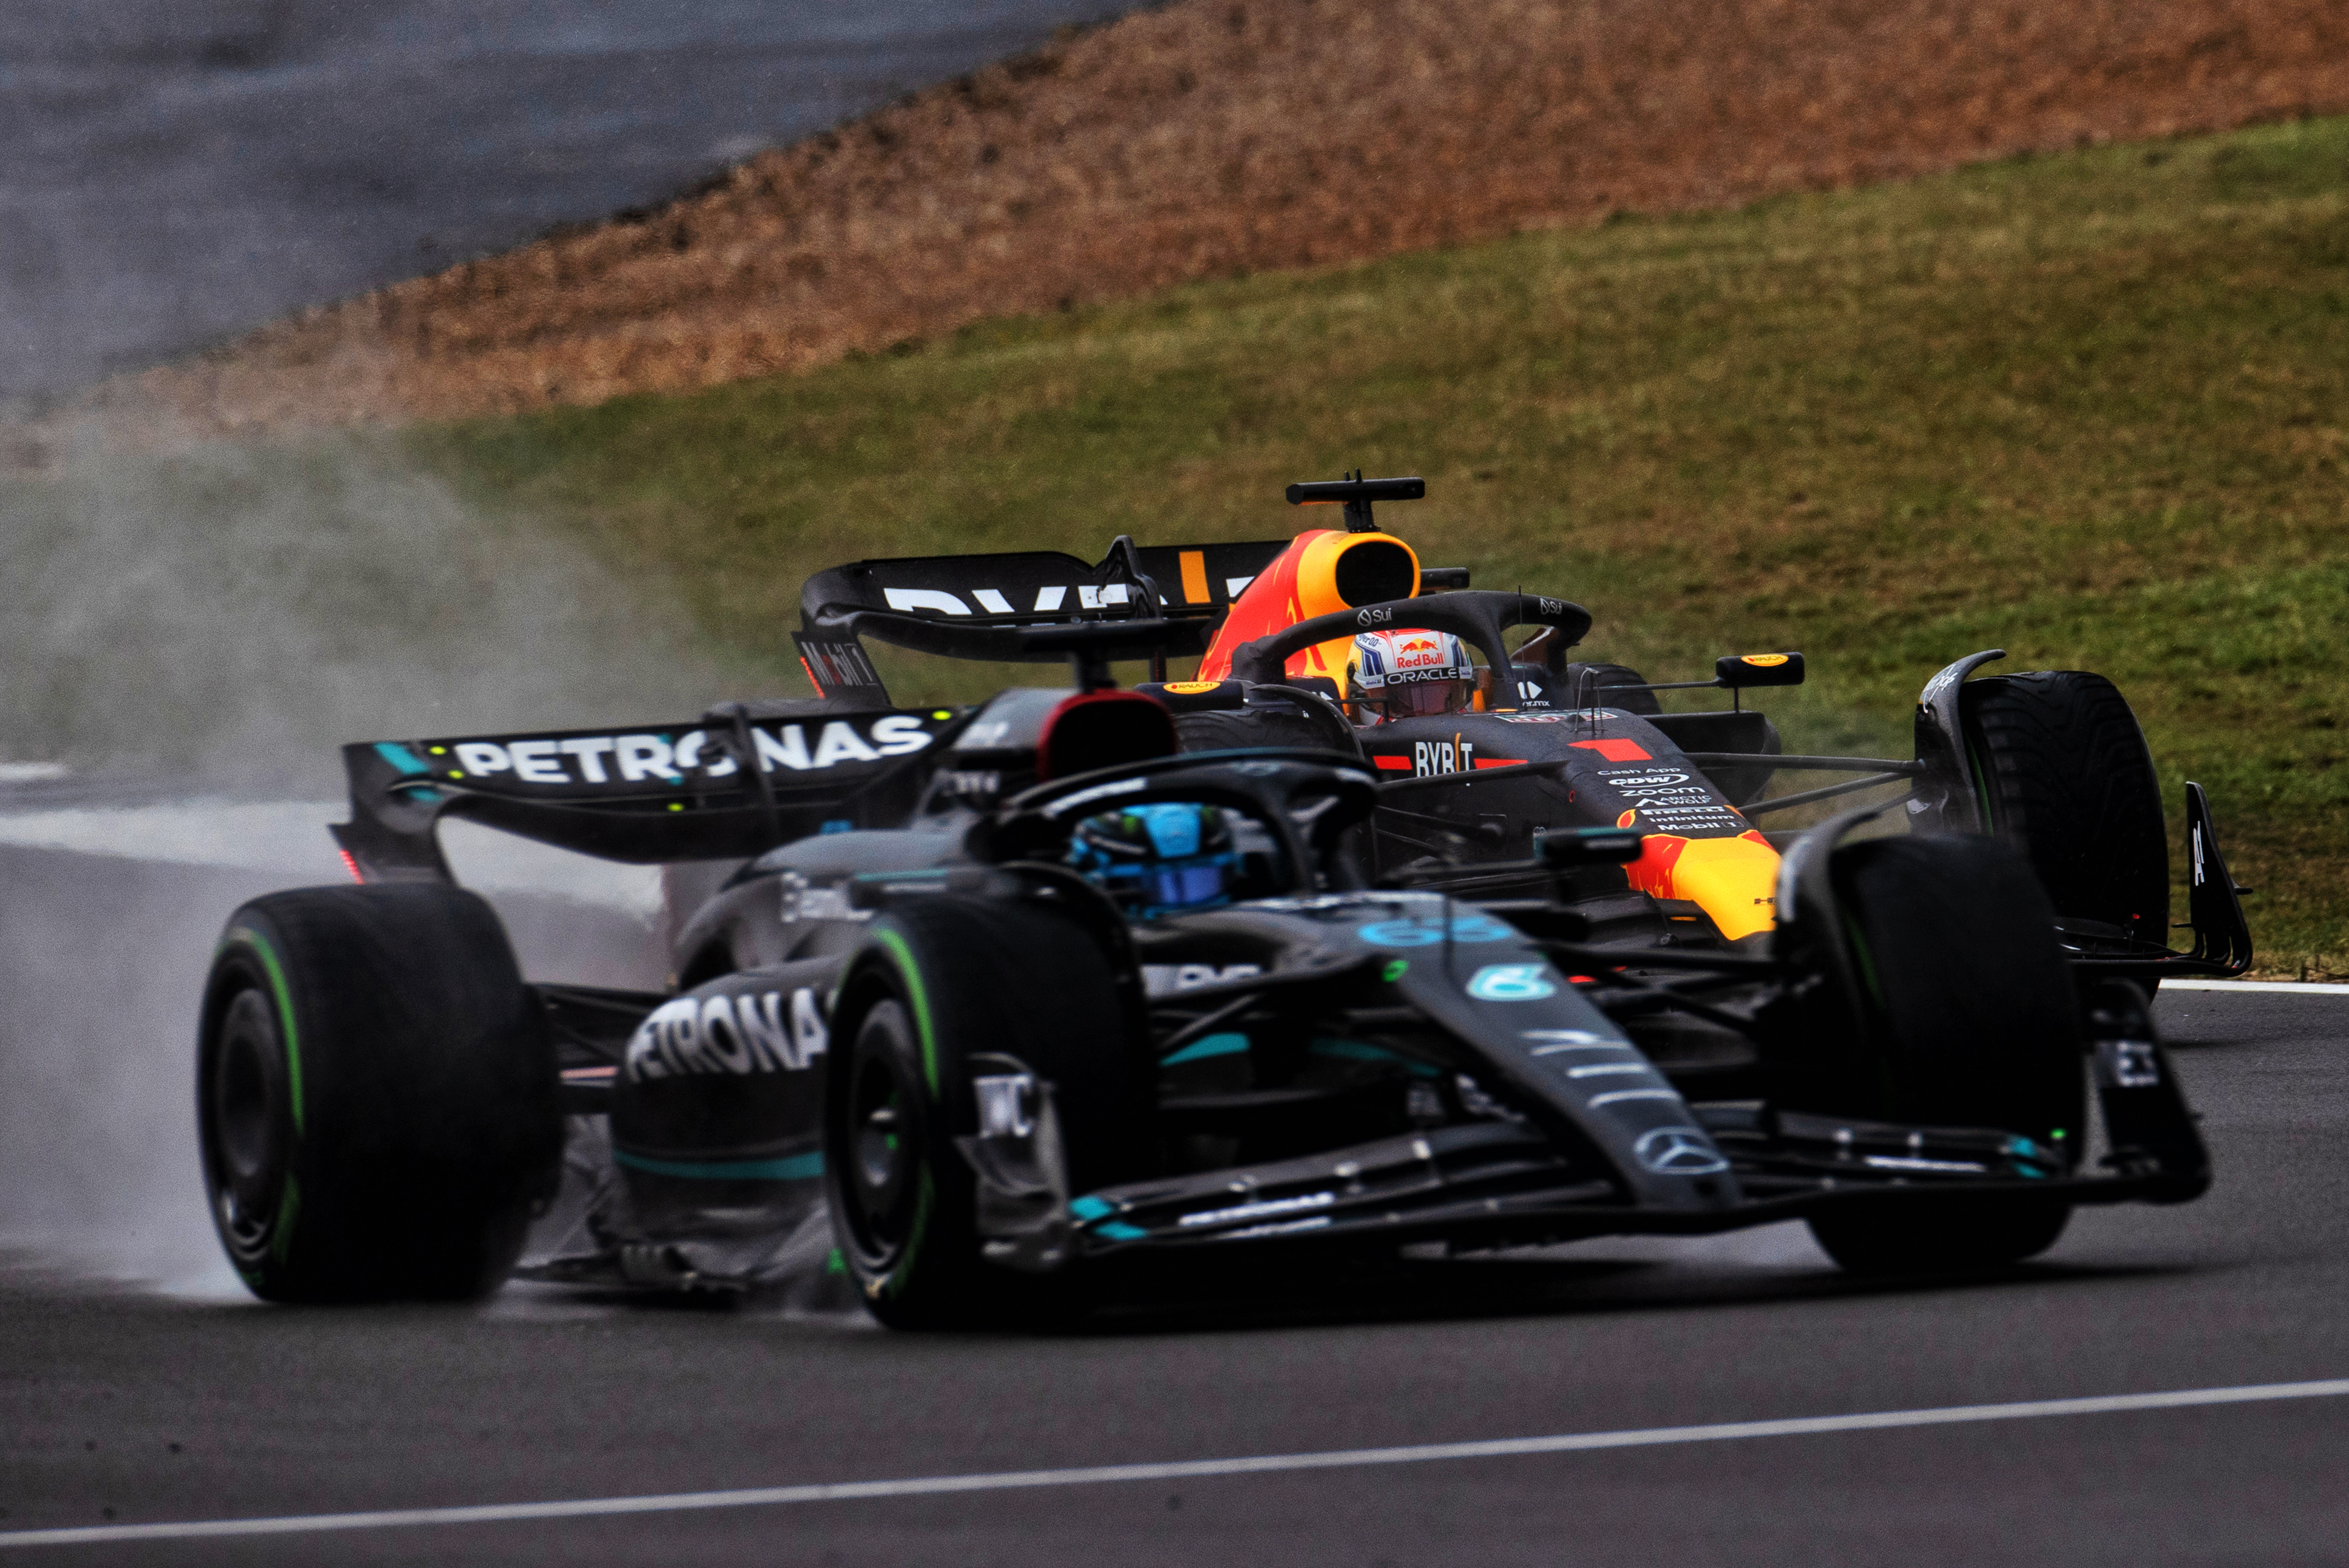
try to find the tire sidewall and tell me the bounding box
[821,896,1151,1328]
[1959,670,2170,944]
[823,922,984,1323]
[197,919,307,1297]
[1807,834,2087,1155]
[195,885,558,1303]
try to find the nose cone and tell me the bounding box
[1626,829,1781,942]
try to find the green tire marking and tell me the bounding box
[872,926,939,1095]
[1841,913,1884,1010]
[885,1168,936,1301]
[1965,736,1996,832]
[225,925,304,1138]
[864,924,941,1303]
[269,1175,301,1266]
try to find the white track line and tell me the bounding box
[5,1378,2347,1550]
[2162,979,2349,994]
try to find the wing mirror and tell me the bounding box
[1714,652,1805,689]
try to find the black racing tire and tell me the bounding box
[1175,706,1359,757]
[1960,671,2169,950]
[1796,835,2084,1274]
[823,895,1155,1329]
[196,884,561,1303]
[1559,661,1660,716]
[1807,1192,2074,1277]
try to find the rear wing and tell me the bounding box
[330,706,969,880]
[796,537,1290,697]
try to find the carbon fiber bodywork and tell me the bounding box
[299,511,2240,1299]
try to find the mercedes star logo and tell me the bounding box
[1633,1125,1728,1176]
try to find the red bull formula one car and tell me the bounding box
[190,477,2248,1322]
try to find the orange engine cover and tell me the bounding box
[1196,529,1420,684]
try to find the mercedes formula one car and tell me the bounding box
[193,477,2248,1322]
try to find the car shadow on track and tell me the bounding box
[1026,1246,2200,1340]
[60,1250,2198,1339]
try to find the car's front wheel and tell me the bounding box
[1786,834,2084,1274]
[1961,669,2170,952]
[824,894,1155,1329]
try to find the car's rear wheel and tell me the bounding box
[196,884,561,1303]
[1558,661,1661,715]
[825,894,1154,1329]
[1792,834,2084,1274]
[1961,670,2169,953]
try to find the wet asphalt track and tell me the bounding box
[4,0,1138,399]
[2,983,2344,1566]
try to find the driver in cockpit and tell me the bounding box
[1345,628,1476,724]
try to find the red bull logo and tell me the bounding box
[1394,634,1445,669]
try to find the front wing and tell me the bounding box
[1016,989,2206,1260]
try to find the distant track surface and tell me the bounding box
[2,898,2344,1568]
[119,0,2349,428]
[0,0,1137,401]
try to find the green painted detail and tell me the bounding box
[1069,1195,1116,1221]
[1162,1032,1250,1066]
[873,926,939,1095]
[269,1176,301,1266]
[825,1248,845,1275]
[614,1149,823,1181]
[1381,959,1409,983]
[1095,1221,1148,1241]
[228,926,304,1138]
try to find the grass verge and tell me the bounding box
[418,117,2349,972]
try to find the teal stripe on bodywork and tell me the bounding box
[1069,1196,1116,1221]
[614,1150,824,1182]
[1162,1032,1250,1066]
[373,742,431,776]
[1309,1038,1443,1078]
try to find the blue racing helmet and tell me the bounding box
[1069,802,1239,917]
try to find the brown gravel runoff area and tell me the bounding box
[135,0,2349,429]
